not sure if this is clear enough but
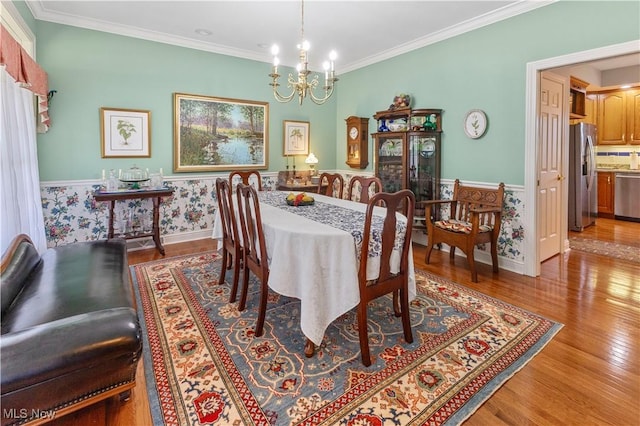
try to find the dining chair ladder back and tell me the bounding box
[421,179,505,282]
[357,189,415,366]
[235,183,270,337]
[348,176,383,204]
[317,172,344,199]
[229,170,263,191]
[215,178,243,303]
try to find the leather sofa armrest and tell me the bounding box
[1,235,41,315]
[0,307,141,394]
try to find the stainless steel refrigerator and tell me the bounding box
[568,123,597,231]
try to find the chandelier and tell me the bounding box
[269,0,337,105]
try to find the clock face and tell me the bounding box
[349,126,359,140]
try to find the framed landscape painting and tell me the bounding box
[173,93,269,172]
[100,107,151,158]
[283,120,309,156]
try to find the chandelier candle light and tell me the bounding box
[269,0,337,105]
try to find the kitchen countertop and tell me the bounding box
[596,168,640,174]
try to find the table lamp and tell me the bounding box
[305,153,319,176]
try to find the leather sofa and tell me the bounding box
[1,235,142,425]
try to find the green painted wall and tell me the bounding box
[35,22,337,181]
[29,1,640,185]
[11,1,36,34]
[337,0,640,185]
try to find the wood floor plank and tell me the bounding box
[47,218,640,425]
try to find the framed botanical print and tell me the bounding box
[283,120,309,156]
[100,107,151,158]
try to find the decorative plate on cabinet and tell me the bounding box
[463,109,488,139]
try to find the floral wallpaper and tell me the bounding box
[39,176,524,263]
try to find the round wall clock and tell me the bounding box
[463,109,488,139]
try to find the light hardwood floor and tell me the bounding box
[48,218,640,425]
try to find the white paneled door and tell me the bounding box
[538,72,565,261]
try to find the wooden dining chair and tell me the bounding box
[420,179,505,282]
[356,189,415,366]
[317,172,344,199]
[229,170,263,191]
[215,178,242,303]
[235,183,270,337]
[347,176,383,204]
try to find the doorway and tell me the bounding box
[524,40,640,277]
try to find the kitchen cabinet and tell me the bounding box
[596,89,640,145]
[570,94,598,126]
[597,171,615,217]
[372,108,442,227]
[627,90,640,145]
[569,76,589,119]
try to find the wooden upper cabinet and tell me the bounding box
[596,88,640,145]
[569,76,588,119]
[583,94,598,126]
[597,91,626,145]
[628,89,640,145]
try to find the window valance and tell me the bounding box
[0,24,50,132]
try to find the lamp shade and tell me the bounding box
[305,153,318,165]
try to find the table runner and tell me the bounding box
[259,191,407,259]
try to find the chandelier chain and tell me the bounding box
[300,0,304,44]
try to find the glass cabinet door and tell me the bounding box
[376,134,405,193]
[409,134,439,203]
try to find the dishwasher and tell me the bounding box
[614,173,640,222]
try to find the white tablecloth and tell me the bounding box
[211,191,416,345]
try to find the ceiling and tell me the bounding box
[27,0,557,73]
[23,1,640,76]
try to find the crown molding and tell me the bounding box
[25,0,268,63]
[340,0,556,73]
[2,0,37,56]
[26,0,555,72]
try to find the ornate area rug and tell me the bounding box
[131,252,562,425]
[569,237,640,264]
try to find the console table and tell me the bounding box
[276,170,326,192]
[93,188,174,255]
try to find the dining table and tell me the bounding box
[211,190,416,356]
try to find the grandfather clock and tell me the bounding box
[346,116,369,169]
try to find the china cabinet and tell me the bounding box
[372,108,442,227]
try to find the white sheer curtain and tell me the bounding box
[1,67,47,254]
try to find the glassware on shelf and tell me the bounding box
[130,211,141,236]
[149,171,163,189]
[142,216,152,233]
[115,210,130,237]
[120,165,149,189]
[106,169,119,192]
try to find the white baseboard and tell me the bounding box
[125,229,214,252]
[410,237,525,275]
[143,229,525,275]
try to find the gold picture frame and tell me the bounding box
[173,93,269,172]
[283,120,310,156]
[100,107,151,158]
